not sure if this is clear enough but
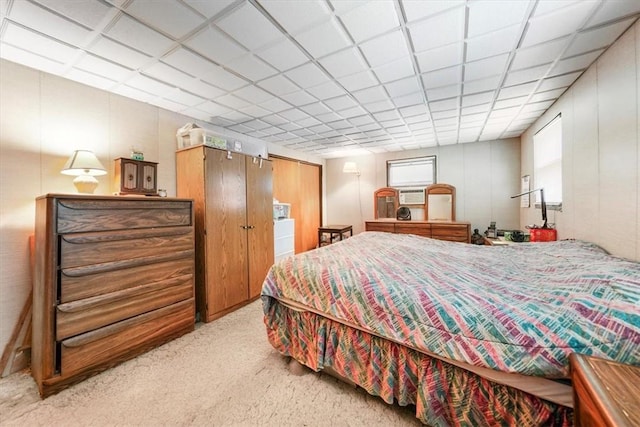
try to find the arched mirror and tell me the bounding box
[425,184,455,221]
[374,187,398,219]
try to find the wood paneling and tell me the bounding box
[271,156,321,253]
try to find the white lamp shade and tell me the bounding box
[342,161,359,174]
[61,150,107,176]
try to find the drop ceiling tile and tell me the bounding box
[10,0,92,47]
[489,106,520,119]
[280,90,317,106]
[319,48,368,78]
[503,64,550,86]
[229,123,254,133]
[324,95,358,111]
[76,53,132,81]
[234,85,273,104]
[285,62,329,88]
[405,114,430,125]
[295,18,351,58]
[494,95,527,109]
[352,85,388,104]
[278,122,302,131]
[257,75,300,95]
[529,88,566,103]
[261,114,289,126]
[360,30,410,68]
[586,0,640,27]
[309,124,333,133]
[427,84,461,101]
[220,110,252,122]
[337,70,379,92]
[403,0,464,23]
[33,0,115,28]
[460,112,487,123]
[393,92,424,108]
[255,38,309,72]
[537,71,580,91]
[430,98,458,112]
[315,111,343,122]
[372,55,415,83]
[408,121,431,131]
[197,101,232,116]
[107,14,174,56]
[215,93,251,109]
[511,37,569,70]
[466,24,521,61]
[184,0,236,19]
[409,7,465,52]
[465,54,509,81]
[384,76,421,98]
[462,91,495,107]
[184,26,247,64]
[373,110,401,122]
[296,116,322,127]
[125,74,174,95]
[399,104,429,118]
[339,1,399,43]
[497,81,537,99]
[91,37,151,69]
[520,100,554,113]
[463,76,501,95]
[3,23,79,64]
[66,68,116,90]
[308,80,347,100]
[259,97,291,113]
[163,88,206,106]
[243,118,271,129]
[208,116,235,127]
[257,0,331,35]
[416,42,463,73]
[553,49,603,75]
[226,54,277,81]
[461,103,491,115]
[364,99,396,113]
[422,65,462,89]
[339,106,368,118]
[564,18,636,57]
[300,102,332,116]
[126,0,204,39]
[216,2,283,51]
[521,1,597,48]
[467,0,530,38]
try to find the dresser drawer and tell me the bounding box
[60,226,194,269]
[395,223,431,237]
[60,257,193,303]
[56,275,193,340]
[365,222,395,233]
[57,199,192,233]
[431,224,469,242]
[60,299,194,375]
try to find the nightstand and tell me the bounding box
[318,225,352,247]
[570,353,640,427]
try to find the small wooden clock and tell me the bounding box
[114,157,158,195]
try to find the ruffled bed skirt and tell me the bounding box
[263,297,573,426]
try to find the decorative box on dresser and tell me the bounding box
[365,219,471,243]
[33,194,195,398]
[176,145,274,322]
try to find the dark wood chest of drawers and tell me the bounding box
[33,194,195,397]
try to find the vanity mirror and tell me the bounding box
[425,184,455,221]
[373,187,399,219]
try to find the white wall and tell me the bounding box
[325,138,522,235]
[0,59,325,364]
[520,21,639,261]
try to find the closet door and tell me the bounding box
[246,157,274,299]
[204,148,248,316]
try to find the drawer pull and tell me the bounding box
[57,274,192,313]
[62,250,194,277]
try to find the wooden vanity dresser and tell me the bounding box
[32,194,196,397]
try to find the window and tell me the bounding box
[387,156,436,187]
[533,115,562,209]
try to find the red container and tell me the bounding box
[529,228,557,242]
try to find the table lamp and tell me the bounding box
[61,150,107,194]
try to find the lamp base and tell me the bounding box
[73,175,99,194]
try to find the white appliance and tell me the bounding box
[398,188,426,205]
[274,219,295,262]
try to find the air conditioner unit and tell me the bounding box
[398,188,425,205]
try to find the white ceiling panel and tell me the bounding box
[184,26,247,64]
[3,0,638,157]
[339,1,399,43]
[125,0,204,39]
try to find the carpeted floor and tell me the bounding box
[0,299,422,426]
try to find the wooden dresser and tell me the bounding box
[33,194,195,397]
[570,353,640,427]
[365,219,471,243]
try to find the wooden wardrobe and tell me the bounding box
[176,145,274,322]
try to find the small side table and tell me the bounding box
[318,225,352,247]
[570,353,640,427]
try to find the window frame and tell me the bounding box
[533,114,562,211]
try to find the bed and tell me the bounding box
[261,232,640,426]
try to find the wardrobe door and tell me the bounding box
[245,157,274,299]
[204,148,248,316]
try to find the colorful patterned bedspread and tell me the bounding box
[261,232,640,377]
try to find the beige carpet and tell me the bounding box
[0,299,422,426]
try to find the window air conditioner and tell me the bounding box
[398,188,425,205]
